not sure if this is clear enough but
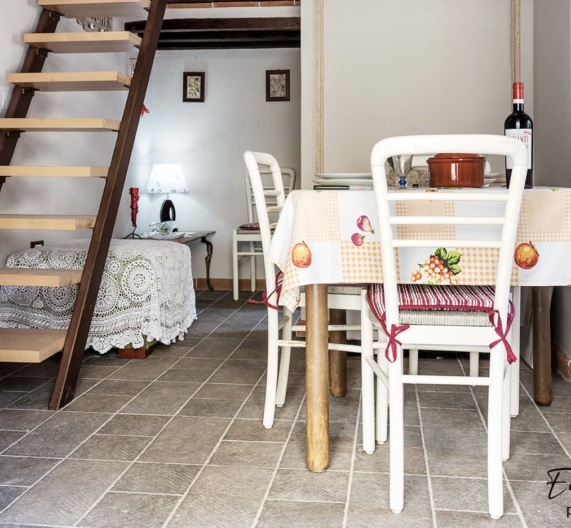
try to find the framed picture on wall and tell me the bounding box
[266,70,290,102]
[183,72,205,102]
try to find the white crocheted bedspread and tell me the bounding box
[0,239,197,353]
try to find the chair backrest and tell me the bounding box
[370,134,528,325]
[243,151,289,300]
[244,167,296,224]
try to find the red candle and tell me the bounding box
[129,187,139,228]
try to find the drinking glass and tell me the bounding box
[389,155,413,189]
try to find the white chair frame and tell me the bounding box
[232,168,296,301]
[244,150,362,429]
[360,134,528,519]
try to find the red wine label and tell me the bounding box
[505,128,532,168]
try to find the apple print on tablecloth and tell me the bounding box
[411,247,462,285]
[351,215,375,246]
[514,241,539,270]
[291,241,312,268]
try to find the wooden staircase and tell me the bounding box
[0,0,167,409]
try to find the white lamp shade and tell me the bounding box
[147,164,188,194]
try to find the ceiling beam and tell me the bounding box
[126,17,299,32]
[125,17,300,50]
[166,1,299,5]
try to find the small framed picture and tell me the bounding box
[266,69,290,102]
[183,72,205,102]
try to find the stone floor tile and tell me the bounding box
[112,462,200,495]
[5,412,109,458]
[140,416,229,464]
[0,456,59,486]
[0,459,128,526]
[80,492,180,528]
[167,466,274,528]
[257,500,345,527]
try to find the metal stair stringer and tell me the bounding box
[49,0,169,410]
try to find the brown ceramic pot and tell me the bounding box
[427,153,486,188]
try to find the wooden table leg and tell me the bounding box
[329,308,347,398]
[305,284,329,472]
[532,286,553,406]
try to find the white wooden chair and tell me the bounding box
[360,134,527,519]
[243,150,362,429]
[232,167,296,301]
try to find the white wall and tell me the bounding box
[0,0,130,264]
[130,48,301,282]
[534,0,571,356]
[0,3,302,286]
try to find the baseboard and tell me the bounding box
[553,343,571,380]
[194,278,266,292]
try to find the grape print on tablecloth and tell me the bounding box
[411,247,462,285]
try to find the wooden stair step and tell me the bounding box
[0,268,82,287]
[24,31,141,54]
[8,71,131,91]
[0,328,66,363]
[0,166,108,178]
[0,118,120,132]
[0,215,96,230]
[39,0,151,18]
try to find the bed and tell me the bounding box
[0,239,197,354]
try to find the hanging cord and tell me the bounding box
[249,271,283,310]
[488,301,517,364]
[366,284,410,363]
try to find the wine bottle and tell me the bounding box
[504,81,533,188]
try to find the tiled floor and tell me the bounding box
[1,290,571,527]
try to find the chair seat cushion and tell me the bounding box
[300,284,365,296]
[238,222,260,230]
[367,283,517,364]
[367,284,506,327]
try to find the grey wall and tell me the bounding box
[534,0,571,357]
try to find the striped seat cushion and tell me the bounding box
[367,283,517,364]
[238,222,260,231]
[300,284,365,296]
[367,284,494,326]
[367,284,503,327]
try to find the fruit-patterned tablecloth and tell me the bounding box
[269,187,571,312]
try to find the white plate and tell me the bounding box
[149,232,183,240]
[315,172,372,180]
[313,178,373,188]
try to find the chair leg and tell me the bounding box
[502,360,511,461]
[248,241,256,292]
[408,349,418,375]
[510,286,521,417]
[263,310,280,428]
[276,308,293,407]
[389,355,405,514]
[469,351,479,377]
[376,352,388,444]
[361,296,376,454]
[487,349,505,519]
[232,230,240,301]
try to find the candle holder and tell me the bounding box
[124,187,141,239]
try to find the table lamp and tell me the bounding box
[146,163,188,222]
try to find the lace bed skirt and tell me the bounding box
[0,239,197,353]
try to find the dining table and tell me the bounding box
[269,185,571,472]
